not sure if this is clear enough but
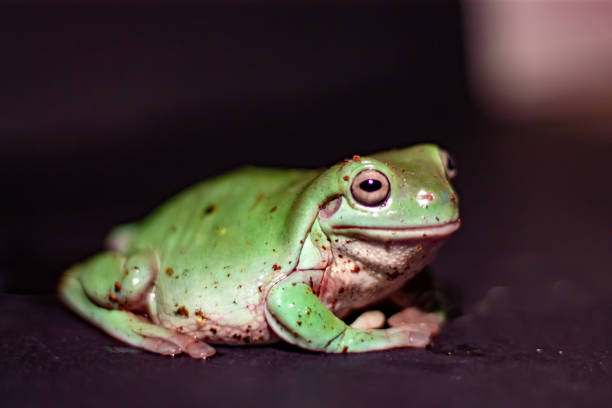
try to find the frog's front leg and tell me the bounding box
[264,272,430,353]
[59,251,215,358]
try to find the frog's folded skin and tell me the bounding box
[59,144,460,358]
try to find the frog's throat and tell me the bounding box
[330,219,460,241]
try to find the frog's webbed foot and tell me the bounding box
[388,307,443,336]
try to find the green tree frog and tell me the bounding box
[59,144,460,358]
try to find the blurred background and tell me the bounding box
[1,0,610,307]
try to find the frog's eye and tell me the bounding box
[440,150,457,179]
[350,169,390,207]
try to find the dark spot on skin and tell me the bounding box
[300,240,304,244]
[233,300,237,304]
[250,193,264,210]
[165,268,174,277]
[343,175,349,181]
[386,270,400,279]
[204,204,217,215]
[292,282,296,286]
[351,265,360,273]
[297,321,302,326]
[175,306,189,317]
[114,281,121,291]
[339,287,345,294]
[232,333,242,340]
[238,284,242,288]
[258,285,263,293]
[272,264,282,271]
[195,310,205,319]
[258,335,265,341]
[338,254,343,258]
[322,246,327,250]
[450,194,456,202]
[342,346,349,353]
[210,328,217,335]
[227,273,231,277]
[289,261,292,264]
[108,292,117,302]
[352,155,361,162]
[269,206,277,213]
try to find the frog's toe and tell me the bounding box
[349,310,386,330]
[167,333,216,359]
[140,337,183,356]
[140,334,216,358]
[388,307,442,335]
[183,340,216,359]
[387,326,431,348]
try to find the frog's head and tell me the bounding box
[315,144,460,297]
[319,144,459,238]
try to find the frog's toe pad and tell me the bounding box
[350,310,386,330]
[183,340,216,359]
[388,307,442,335]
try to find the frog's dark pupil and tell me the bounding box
[360,179,382,192]
[447,156,456,171]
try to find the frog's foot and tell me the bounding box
[387,307,444,336]
[349,310,386,330]
[140,333,216,358]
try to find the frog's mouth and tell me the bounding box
[331,219,461,241]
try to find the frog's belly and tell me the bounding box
[150,280,279,346]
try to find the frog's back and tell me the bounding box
[126,166,321,332]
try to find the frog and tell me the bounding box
[59,144,460,358]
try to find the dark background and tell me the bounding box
[1,2,610,407]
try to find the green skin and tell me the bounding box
[59,144,460,358]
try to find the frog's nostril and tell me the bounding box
[416,190,435,208]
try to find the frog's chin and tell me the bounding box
[331,219,461,241]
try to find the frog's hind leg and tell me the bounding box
[59,251,215,358]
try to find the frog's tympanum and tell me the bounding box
[59,145,460,358]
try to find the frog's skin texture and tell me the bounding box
[59,144,460,358]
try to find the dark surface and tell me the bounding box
[2,3,612,408]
